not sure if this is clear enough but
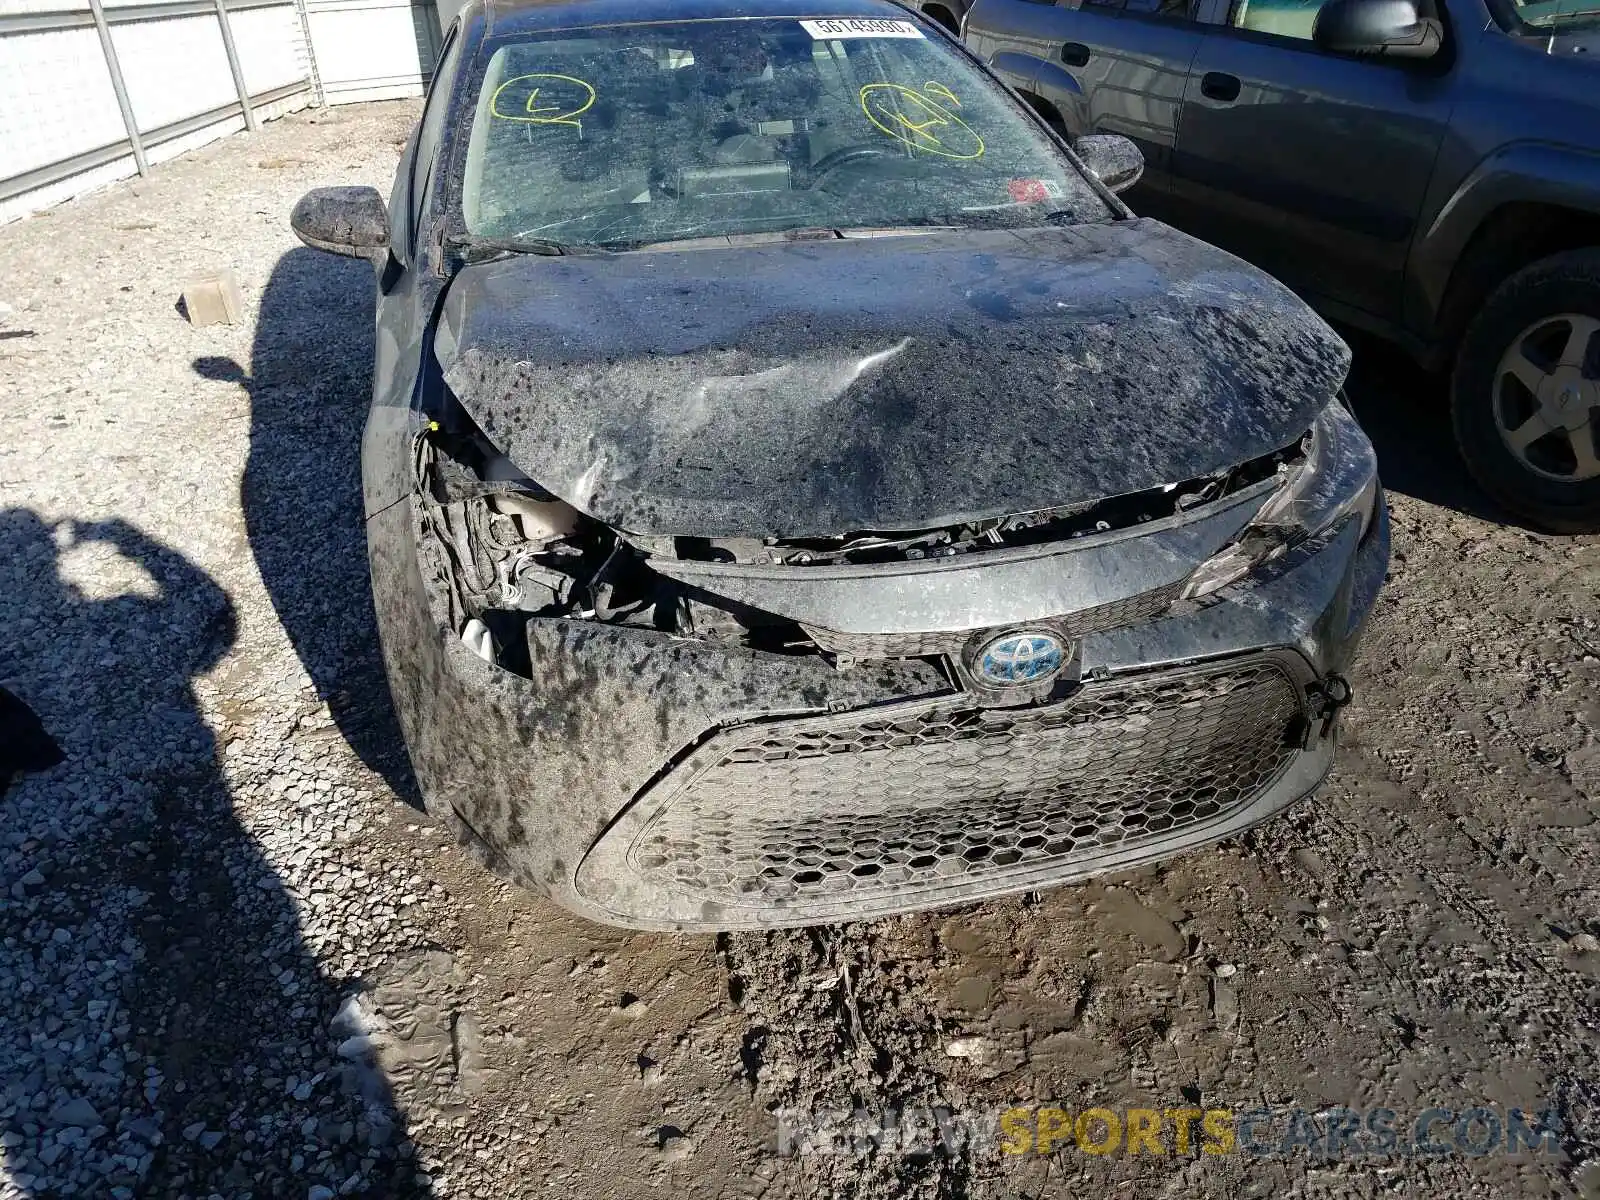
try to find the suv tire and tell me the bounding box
[1452,248,1600,533]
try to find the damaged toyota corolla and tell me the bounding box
[291,0,1389,931]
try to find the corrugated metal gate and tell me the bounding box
[0,0,445,223]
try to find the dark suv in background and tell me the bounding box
[964,0,1600,531]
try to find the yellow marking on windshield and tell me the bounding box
[491,73,596,128]
[859,83,984,160]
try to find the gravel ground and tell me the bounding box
[0,101,1597,1199]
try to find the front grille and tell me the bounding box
[800,581,1183,659]
[613,657,1304,916]
[799,625,970,658]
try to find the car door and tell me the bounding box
[1170,0,1455,324]
[964,0,1206,208]
[1037,0,1208,204]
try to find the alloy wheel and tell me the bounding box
[1492,312,1600,482]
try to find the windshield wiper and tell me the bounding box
[445,233,569,263]
[631,225,958,251]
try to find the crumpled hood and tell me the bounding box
[436,219,1348,539]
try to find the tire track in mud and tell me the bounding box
[710,741,1597,1197]
[1287,750,1600,1169]
[718,926,986,1198]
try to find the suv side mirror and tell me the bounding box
[291,186,391,262]
[1074,134,1144,195]
[1312,0,1442,58]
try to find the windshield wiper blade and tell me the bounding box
[446,233,569,262]
[635,228,842,250]
[632,225,959,252]
[834,224,959,238]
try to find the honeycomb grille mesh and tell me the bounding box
[625,659,1303,909]
[801,582,1182,659]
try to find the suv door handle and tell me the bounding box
[1201,71,1240,102]
[1061,42,1091,66]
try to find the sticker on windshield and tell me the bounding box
[860,82,984,160]
[800,17,925,38]
[490,73,596,128]
[1007,178,1065,203]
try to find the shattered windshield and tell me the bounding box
[456,17,1114,248]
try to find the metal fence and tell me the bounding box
[301,0,440,105]
[0,0,441,223]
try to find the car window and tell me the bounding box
[1227,0,1327,39]
[454,17,1115,248]
[1085,0,1199,19]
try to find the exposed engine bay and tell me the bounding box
[414,406,1314,680]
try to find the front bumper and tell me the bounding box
[370,464,1388,930]
[581,648,1327,926]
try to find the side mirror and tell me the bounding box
[1074,134,1145,195]
[1312,0,1442,58]
[291,186,391,262]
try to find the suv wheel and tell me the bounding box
[1452,248,1600,532]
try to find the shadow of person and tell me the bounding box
[0,509,428,1197]
[0,683,63,796]
[194,246,419,808]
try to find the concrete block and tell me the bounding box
[182,269,244,327]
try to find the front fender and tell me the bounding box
[984,51,1089,136]
[1027,59,1090,136]
[1408,141,1600,338]
[986,49,1042,92]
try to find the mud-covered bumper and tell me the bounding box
[370,471,1388,930]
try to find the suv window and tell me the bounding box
[1227,0,1327,38]
[1086,0,1197,17]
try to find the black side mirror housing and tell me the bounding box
[1312,0,1443,58]
[290,186,391,262]
[1074,134,1145,195]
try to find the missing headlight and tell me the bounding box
[1182,401,1380,601]
[413,418,816,674]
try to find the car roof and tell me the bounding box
[469,0,919,38]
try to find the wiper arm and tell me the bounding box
[445,233,569,262]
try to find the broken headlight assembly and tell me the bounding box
[1181,399,1380,601]
[412,414,816,674]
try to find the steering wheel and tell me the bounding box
[808,142,895,190]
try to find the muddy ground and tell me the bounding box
[0,102,1596,1199]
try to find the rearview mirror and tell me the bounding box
[1074,134,1144,195]
[1312,0,1442,58]
[290,186,391,262]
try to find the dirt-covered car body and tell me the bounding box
[293,0,1388,930]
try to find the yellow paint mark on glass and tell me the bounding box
[859,83,983,159]
[922,80,960,108]
[490,73,596,128]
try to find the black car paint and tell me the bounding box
[962,0,1600,362]
[436,222,1347,540]
[302,0,1387,929]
